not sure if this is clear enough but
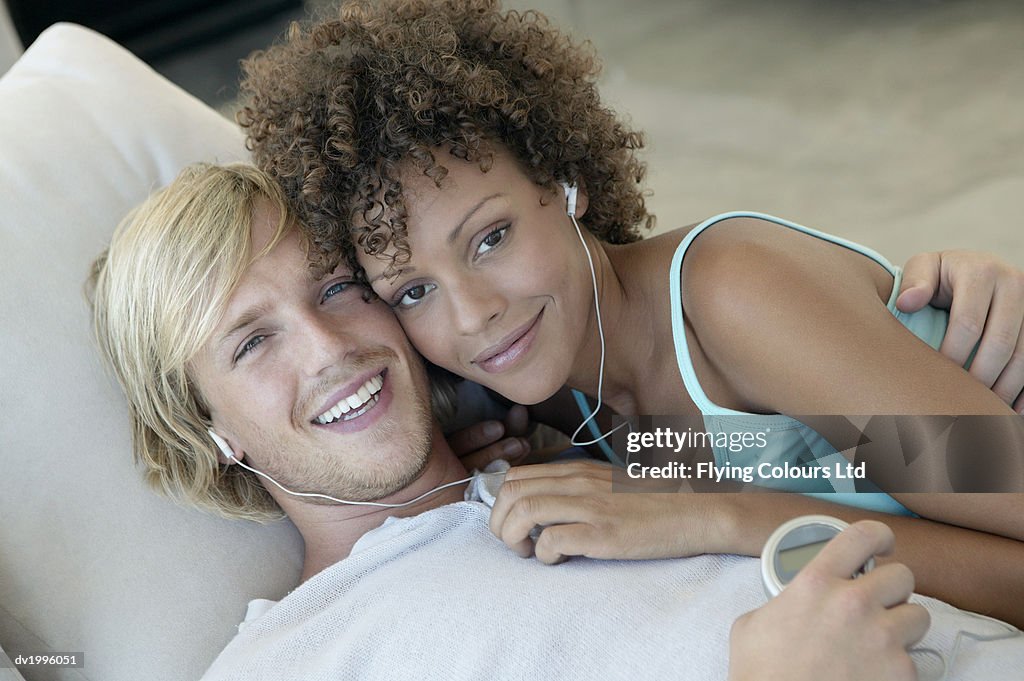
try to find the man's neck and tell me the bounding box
[273,425,470,583]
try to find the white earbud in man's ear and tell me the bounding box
[208,429,238,463]
[559,181,578,218]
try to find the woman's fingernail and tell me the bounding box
[483,422,503,439]
[503,439,524,455]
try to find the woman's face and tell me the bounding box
[358,146,594,405]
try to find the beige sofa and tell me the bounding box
[0,24,302,681]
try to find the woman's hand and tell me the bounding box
[729,521,929,681]
[447,404,532,471]
[488,460,729,563]
[899,250,1024,411]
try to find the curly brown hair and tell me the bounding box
[239,0,653,277]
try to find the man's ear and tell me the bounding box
[208,428,244,465]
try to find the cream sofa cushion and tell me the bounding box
[0,24,302,681]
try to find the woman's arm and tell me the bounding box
[488,461,1024,627]
[681,216,1024,530]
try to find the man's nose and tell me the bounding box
[299,310,355,377]
[449,277,506,336]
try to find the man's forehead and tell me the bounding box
[248,200,330,281]
[229,231,316,307]
[250,198,290,252]
[207,223,309,347]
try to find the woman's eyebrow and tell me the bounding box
[366,192,508,285]
[447,193,506,244]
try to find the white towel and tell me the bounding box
[201,498,1022,680]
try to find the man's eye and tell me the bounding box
[395,283,437,309]
[477,225,509,256]
[321,281,356,303]
[235,335,266,362]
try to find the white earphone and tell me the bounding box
[208,428,237,462]
[560,180,579,218]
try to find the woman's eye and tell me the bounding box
[396,283,437,309]
[476,225,509,256]
[235,335,266,362]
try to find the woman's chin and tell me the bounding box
[488,379,563,407]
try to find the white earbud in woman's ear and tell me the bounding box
[559,181,578,218]
[208,428,238,463]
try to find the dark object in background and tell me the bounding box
[7,0,303,61]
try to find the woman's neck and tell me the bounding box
[565,234,683,416]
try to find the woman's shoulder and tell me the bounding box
[673,214,896,406]
[634,213,821,275]
[674,213,892,308]
[610,212,891,328]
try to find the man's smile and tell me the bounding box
[313,370,386,424]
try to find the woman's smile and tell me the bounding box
[472,306,545,373]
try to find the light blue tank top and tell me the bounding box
[575,211,955,515]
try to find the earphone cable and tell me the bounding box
[226,454,502,508]
[567,211,630,449]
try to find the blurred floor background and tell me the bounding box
[107,0,1024,264]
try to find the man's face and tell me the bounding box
[191,201,434,502]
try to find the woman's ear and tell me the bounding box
[559,180,589,219]
[573,183,589,219]
[208,428,244,465]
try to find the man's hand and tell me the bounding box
[898,250,1024,411]
[729,521,929,681]
[489,460,720,564]
[446,404,532,471]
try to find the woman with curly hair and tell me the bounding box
[239,0,1024,624]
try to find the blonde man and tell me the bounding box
[89,163,467,526]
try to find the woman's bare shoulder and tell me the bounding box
[677,215,892,310]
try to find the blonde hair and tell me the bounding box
[89,163,459,522]
[89,163,292,522]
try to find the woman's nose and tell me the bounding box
[449,279,506,336]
